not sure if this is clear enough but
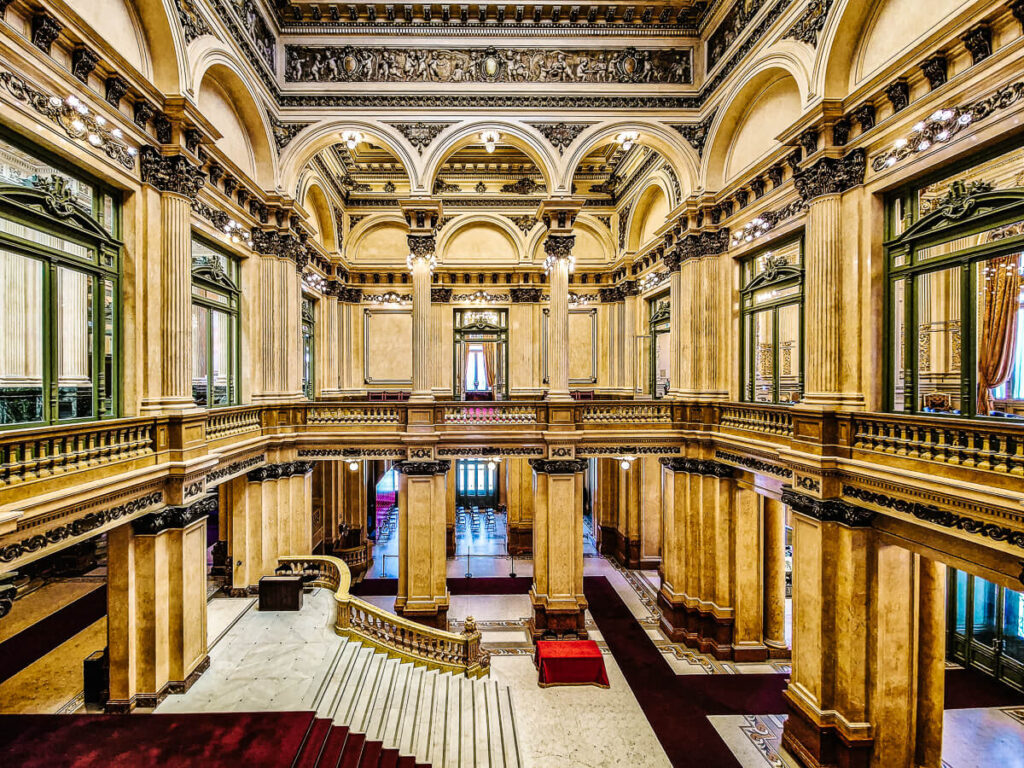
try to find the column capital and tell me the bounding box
[131,494,216,535]
[536,198,585,234]
[139,147,205,199]
[659,457,734,477]
[430,286,453,302]
[794,148,866,203]
[399,198,443,233]
[510,286,543,303]
[781,487,875,527]
[407,234,437,258]
[542,234,576,259]
[396,460,452,476]
[529,458,588,474]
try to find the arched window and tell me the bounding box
[0,130,120,427]
[740,237,803,404]
[886,142,1024,418]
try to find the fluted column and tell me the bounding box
[320,283,340,396]
[763,497,788,654]
[537,199,583,403]
[665,249,683,398]
[138,148,205,411]
[794,148,866,409]
[400,200,442,404]
[621,280,639,394]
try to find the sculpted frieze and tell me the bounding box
[284,46,691,85]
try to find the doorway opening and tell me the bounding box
[454,308,508,401]
[453,458,508,577]
[649,296,670,398]
[948,569,1024,692]
[367,463,399,578]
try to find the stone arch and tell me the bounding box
[559,121,698,197]
[347,213,409,264]
[703,60,806,191]
[301,181,338,252]
[192,52,277,189]
[625,181,671,253]
[422,121,558,196]
[814,0,963,99]
[278,120,419,199]
[437,214,522,266]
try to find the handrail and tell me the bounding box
[276,555,488,678]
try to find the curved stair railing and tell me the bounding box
[277,555,489,678]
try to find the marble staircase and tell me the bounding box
[310,639,523,768]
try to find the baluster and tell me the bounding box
[1011,435,1023,477]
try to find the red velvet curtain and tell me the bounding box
[977,253,1021,415]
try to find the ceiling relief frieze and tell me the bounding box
[284,46,692,85]
[388,122,451,154]
[528,123,594,155]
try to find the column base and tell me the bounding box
[611,530,640,569]
[781,690,873,768]
[408,392,435,404]
[544,391,574,403]
[508,524,532,556]
[394,603,449,631]
[528,604,588,641]
[765,638,791,660]
[598,526,618,558]
[657,590,736,660]
[105,655,210,713]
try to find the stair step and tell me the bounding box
[295,719,333,768]
[427,673,450,767]
[316,725,350,768]
[381,663,412,747]
[364,657,399,735]
[336,646,376,724]
[319,641,361,717]
[339,732,366,768]
[357,740,383,768]
[378,749,399,768]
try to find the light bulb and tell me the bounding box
[88,133,102,146]
[913,121,926,132]
[937,130,949,141]
[917,140,931,151]
[71,119,85,132]
[958,113,972,125]
[348,460,359,471]
[95,115,106,126]
[893,138,907,149]
[620,460,630,470]
[111,128,122,138]
[885,156,897,167]
[127,147,137,156]
[487,461,497,471]
[48,96,61,108]
[65,95,79,107]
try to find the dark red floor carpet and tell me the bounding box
[351,577,532,596]
[0,712,316,768]
[583,575,786,768]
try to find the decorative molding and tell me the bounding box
[0,572,15,619]
[31,12,63,55]
[543,234,576,259]
[140,148,206,198]
[285,46,691,84]
[506,215,537,234]
[659,457,735,477]
[269,116,310,151]
[842,485,1024,550]
[433,177,461,194]
[246,461,315,482]
[793,148,866,203]
[661,163,682,204]
[783,0,835,47]
[509,286,542,303]
[407,234,436,257]
[71,46,100,83]
[173,0,212,44]
[781,488,875,527]
[501,177,546,195]
[132,495,217,535]
[885,79,910,113]
[578,445,681,457]
[437,446,545,457]
[707,0,765,70]
[0,491,163,564]
[528,122,592,155]
[0,69,137,171]
[528,458,588,474]
[920,55,948,90]
[231,0,275,68]
[299,447,407,458]
[714,450,793,478]
[204,454,266,486]
[431,286,453,302]
[962,24,992,65]
[396,460,451,475]
[388,122,450,154]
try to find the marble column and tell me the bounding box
[915,557,946,768]
[666,248,684,398]
[106,496,213,712]
[732,485,766,661]
[399,199,442,404]
[763,497,788,655]
[529,458,588,640]
[803,194,842,406]
[621,281,639,395]
[537,199,583,403]
[394,460,450,629]
[793,148,866,409]
[505,457,534,556]
[658,459,689,640]
[138,148,205,411]
[320,284,341,396]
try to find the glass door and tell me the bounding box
[947,569,1024,692]
[453,308,508,400]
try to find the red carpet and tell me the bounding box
[351,576,533,596]
[0,713,428,768]
[535,639,610,687]
[583,576,786,768]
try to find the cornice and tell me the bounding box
[131,494,217,535]
[781,488,876,527]
[396,460,452,476]
[529,458,589,474]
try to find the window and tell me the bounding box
[191,237,239,407]
[464,344,490,392]
[0,132,120,427]
[886,142,1024,418]
[740,238,803,404]
[649,297,670,398]
[302,297,315,399]
[947,569,1024,692]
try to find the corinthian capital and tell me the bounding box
[543,234,576,260]
[139,147,206,199]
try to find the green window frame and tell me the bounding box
[648,294,670,399]
[191,236,240,408]
[740,236,804,404]
[884,139,1024,419]
[302,296,315,399]
[0,129,121,428]
[947,568,1024,693]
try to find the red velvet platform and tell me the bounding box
[534,639,610,688]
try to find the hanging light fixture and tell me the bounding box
[348,460,359,472]
[480,130,499,153]
[341,130,363,150]
[619,456,635,470]
[615,131,639,151]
